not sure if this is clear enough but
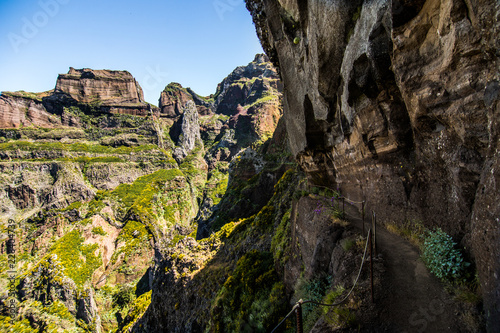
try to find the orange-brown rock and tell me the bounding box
[159,83,214,117]
[0,91,59,128]
[55,67,145,106]
[0,68,155,129]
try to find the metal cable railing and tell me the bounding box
[309,186,376,250]
[270,227,376,333]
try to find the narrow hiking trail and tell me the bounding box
[343,203,463,332]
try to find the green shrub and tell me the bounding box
[271,209,291,266]
[45,300,74,321]
[111,221,149,261]
[91,226,107,236]
[0,316,38,332]
[211,251,287,332]
[119,290,152,332]
[421,228,469,281]
[48,230,102,287]
[340,238,356,252]
[113,284,136,309]
[292,275,332,331]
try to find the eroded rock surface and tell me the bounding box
[0,68,155,129]
[55,68,145,106]
[246,0,500,328]
[172,101,203,162]
[159,83,214,117]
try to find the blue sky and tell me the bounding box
[0,0,263,104]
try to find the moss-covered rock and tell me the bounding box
[0,55,291,333]
[131,166,302,332]
[117,290,152,333]
[210,250,287,332]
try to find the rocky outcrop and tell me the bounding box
[246,0,499,329]
[18,255,102,332]
[52,68,152,116]
[171,101,204,162]
[213,54,281,115]
[0,162,94,218]
[157,55,283,171]
[76,288,101,330]
[0,91,59,128]
[0,68,156,129]
[201,54,283,168]
[159,83,214,117]
[55,68,144,106]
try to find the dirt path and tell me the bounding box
[343,203,461,332]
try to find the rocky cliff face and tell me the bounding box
[0,68,154,129]
[0,57,289,332]
[171,101,204,162]
[0,91,58,128]
[246,0,499,329]
[55,68,145,106]
[159,83,214,117]
[160,54,283,170]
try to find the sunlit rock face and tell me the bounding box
[246,0,500,328]
[55,68,145,106]
[159,83,214,117]
[0,68,155,129]
[172,101,204,162]
[0,90,59,128]
[161,55,283,170]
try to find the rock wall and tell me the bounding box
[0,68,153,129]
[55,68,145,106]
[159,83,214,117]
[172,101,204,162]
[246,0,500,329]
[0,93,59,128]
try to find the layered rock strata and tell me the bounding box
[246,0,500,328]
[0,68,154,129]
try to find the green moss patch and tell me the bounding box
[0,316,38,332]
[0,140,160,155]
[1,90,52,102]
[91,226,107,236]
[244,94,279,110]
[271,208,291,267]
[113,168,192,227]
[112,221,149,260]
[205,167,229,206]
[45,300,74,321]
[48,229,102,287]
[211,250,287,332]
[118,290,152,332]
[163,82,188,94]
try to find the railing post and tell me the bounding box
[373,212,377,256]
[296,301,303,333]
[362,201,365,236]
[342,197,345,218]
[369,230,374,303]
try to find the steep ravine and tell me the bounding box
[246,0,499,330]
[0,55,292,332]
[0,2,496,328]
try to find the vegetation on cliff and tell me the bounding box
[0,55,287,332]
